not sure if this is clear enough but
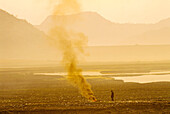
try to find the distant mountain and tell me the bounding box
[86,45,170,62]
[37,12,170,45]
[129,27,170,45]
[1,9,170,64]
[0,9,57,60]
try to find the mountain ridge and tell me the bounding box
[1,9,170,62]
[37,11,170,46]
[41,11,170,25]
[0,9,56,60]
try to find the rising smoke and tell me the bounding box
[48,0,96,101]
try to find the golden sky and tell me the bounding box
[0,0,170,25]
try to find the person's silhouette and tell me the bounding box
[111,90,114,101]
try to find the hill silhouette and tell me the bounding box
[1,9,170,64]
[37,12,170,46]
[0,9,57,60]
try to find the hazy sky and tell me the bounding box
[0,0,170,25]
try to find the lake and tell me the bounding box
[34,71,170,83]
[114,74,170,83]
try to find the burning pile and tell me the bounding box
[48,0,96,102]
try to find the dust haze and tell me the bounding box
[0,0,170,113]
[47,0,96,101]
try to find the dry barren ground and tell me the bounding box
[0,62,170,113]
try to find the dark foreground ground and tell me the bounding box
[1,101,170,113]
[0,62,170,113]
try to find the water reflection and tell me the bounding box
[114,75,170,83]
[34,71,170,83]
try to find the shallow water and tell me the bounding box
[34,72,101,76]
[34,71,170,83]
[114,74,170,83]
[34,71,170,76]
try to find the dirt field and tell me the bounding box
[0,62,170,113]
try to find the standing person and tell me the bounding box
[111,90,114,101]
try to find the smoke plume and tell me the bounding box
[48,0,96,101]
